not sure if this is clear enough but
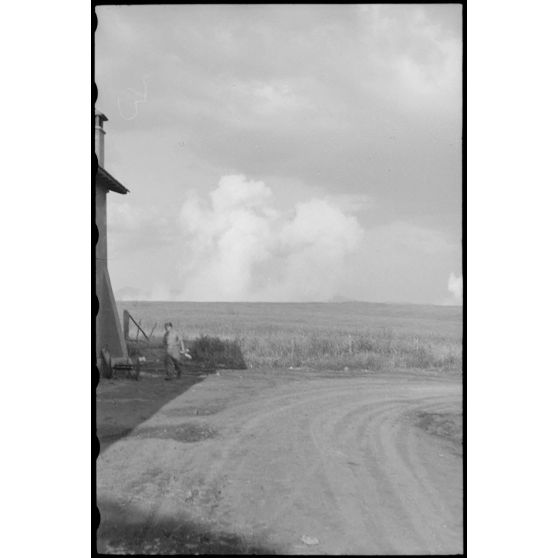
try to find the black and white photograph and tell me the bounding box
[94,3,463,555]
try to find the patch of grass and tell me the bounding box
[236,330,461,371]
[415,411,463,455]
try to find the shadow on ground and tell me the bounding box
[97,497,279,555]
[96,368,213,454]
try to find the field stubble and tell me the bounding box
[117,301,462,372]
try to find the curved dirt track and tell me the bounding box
[97,369,463,555]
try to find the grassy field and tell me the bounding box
[116,301,462,372]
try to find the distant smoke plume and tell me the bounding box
[448,272,463,304]
[178,175,363,301]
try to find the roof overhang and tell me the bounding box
[95,108,108,122]
[97,167,129,195]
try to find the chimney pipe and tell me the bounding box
[95,109,108,168]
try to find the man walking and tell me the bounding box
[163,322,187,380]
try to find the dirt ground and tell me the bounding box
[96,368,463,555]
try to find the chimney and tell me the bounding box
[95,109,108,168]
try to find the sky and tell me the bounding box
[95,4,462,305]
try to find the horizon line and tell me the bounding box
[115,299,463,308]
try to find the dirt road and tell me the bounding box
[97,369,462,554]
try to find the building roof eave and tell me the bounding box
[97,167,130,195]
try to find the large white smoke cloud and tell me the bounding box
[178,175,363,301]
[448,272,463,304]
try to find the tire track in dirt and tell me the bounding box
[205,377,462,554]
[200,382,378,490]
[307,400,402,553]
[309,395,454,552]
[196,382,392,548]
[397,397,463,540]
[98,372,462,554]
[362,393,461,553]
[359,399,449,552]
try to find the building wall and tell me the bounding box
[96,183,107,262]
[96,180,127,359]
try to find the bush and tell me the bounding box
[189,335,247,370]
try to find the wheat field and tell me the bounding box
[116,301,462,372]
